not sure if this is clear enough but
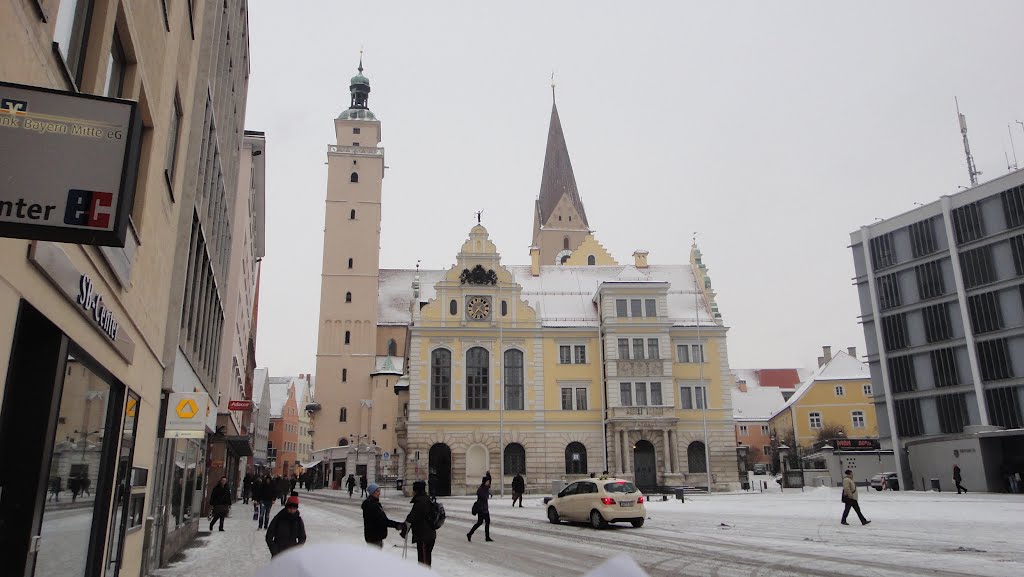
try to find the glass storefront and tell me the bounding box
[168,438,206,531]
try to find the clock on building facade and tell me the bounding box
[466,296,491,320]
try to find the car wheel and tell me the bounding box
[590,509,607,529]
[547,507,560,524]
[874,486,882,491]
[631,518,645,528]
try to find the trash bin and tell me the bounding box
[930,478,941,492]
[675,488,686,502]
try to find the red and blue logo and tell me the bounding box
[64,189,113,228]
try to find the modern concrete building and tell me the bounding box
[312,62,742,495]
[851,168,1024,492]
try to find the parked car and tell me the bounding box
[752,464,768,475]
[870,472,899,491]
[546,478,647,529]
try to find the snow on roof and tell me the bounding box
[771,350,869,418]
[377,265,717,328]
[732,386,788,420]
[267,378,295,418]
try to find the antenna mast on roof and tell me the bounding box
[956,97,981,186]
[1008,124,1019,172]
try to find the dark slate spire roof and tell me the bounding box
[537,101,588,228]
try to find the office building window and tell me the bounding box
[851,411,866,429]
[504,349,524,411]
[632,338,645,360]
[677,344,704,363]
[922,302,953,343]
[870,232,897,270]
[647,338,659,360]
[952,201,986,244]
[877,273,902,311]
[978,338,1013,381]
[619,383,632,406]
[576,388,588,410]
[618,339,630,360]
[166,95,182,181]
[105,30,126,97]
[466,347,489,410]
[985,387,1023,429]
[634,383,647,406]
[809,412,822,429]
[881,313,909,351]
[574,345,586,364]
[968,291,1003,334]
[679,385,693,409]
[1011,234,1024,276]
[888,354,917,393]
[630,299,643,317]
[937,393,969,434]
[960,246,995,289]
[695,385,708,409]
[1002,185,1024,229]
[915,260,946,300]
[615,299,627,317]
[430,349,451,410]
[560,388,573,410]
[650,382,662,405]
[559,345,572,364]
[645,299,657,317]
[895,398,924,437]
[909,217,938,258]
[54,0,93,85]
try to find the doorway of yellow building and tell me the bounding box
[634,440,657,489]
[428,443,451,497]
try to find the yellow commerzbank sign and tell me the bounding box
[165,392,209,438]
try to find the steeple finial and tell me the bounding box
[551,71,556,102]
[358,47,364,73]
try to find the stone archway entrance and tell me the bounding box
[428,443,452,497]
[633,440,657,489]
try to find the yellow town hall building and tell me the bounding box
[311,62,740,494]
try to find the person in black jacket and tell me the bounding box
[242,472,254,504]
[359,475,368,497]
[405,480,436,567]
[347,474,357,498]
[209,476,232,532]
[511,473,525,508]
[266,493,306,557]
[361,483,406,547]
[258,475,277,529]
[467,476,493,542]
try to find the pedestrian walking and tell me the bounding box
[80,477,90,496]
[362,483,407,548]
[49,476,62,502]
[278,476,289,506]
[251,477,263,520]
[467,476,493,542]
[347,474,357,498]
[69,477,81,503]
[259,475,277,529]
[840,469,870,526]
[405,480,436,567]
[242,472,254,504]
[266,493,306,557]
[359,475,368,498]
[209,476,232,532]
[953,464,968,494]
[290,475,298,493]
[511,473,525,508]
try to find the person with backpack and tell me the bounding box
[362,483,407,548]
[511,473,525,508]
[347,474,357,498]
[405,480,438,567]
[359,475,368,497]
[266,493,306,557]
[467,476,493,542]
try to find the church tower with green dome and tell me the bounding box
[313,56,388,454]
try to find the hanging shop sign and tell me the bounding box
[165,392,210,439]
[0,81,141,246]
[227,399,253,412]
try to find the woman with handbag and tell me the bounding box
[467,476,493,542]
[840,470,870,526]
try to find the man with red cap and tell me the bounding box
[266,492,307,557]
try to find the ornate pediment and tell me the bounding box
[460,264,497,285]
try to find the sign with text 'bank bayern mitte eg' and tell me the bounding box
[0,81,141,246]
[165,392,210,439]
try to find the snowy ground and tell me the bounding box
[154,487,1024,577]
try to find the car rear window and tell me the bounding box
[604,481,637,494]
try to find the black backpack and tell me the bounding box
[428,497,445,530]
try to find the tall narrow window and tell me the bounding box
[888,354,917,393]
[635,383,648,406]
[968,291,1003,334]
[561,388,573,410]
[679,386,693,409]
[632,338,645,360]
[909,217,938,258]
[851,411,866,429]
[501,301,508,316]
[573,345,586,364]
[1003,186,1024,229]
[895,398,924,437]
[880,313,909,351]
[650,382,663,405]
[915,260,945,300]
[504,443,526,475]
[869,233,897,270]
[876,273,901,311]
[54,0,93,85]
[350,172,359,183]
[559,345,572,364]
[619,383,632,406]
[166,95,183,183]
[348,258,354,269]
[339,407,347,422]
[630,299,643,317]
[430,349,451,410]
[387,339,397,356]
[563,237,570,250]
[466,347,489,410]
[645,299,657,317]
[587,255,596,266]
[350,209,356,220]
[615,299,627,317]
[345,292,352,303]
[952,201,986,244]
[978,338,1013,381]
[504,349,524,410]
[647,338,659,360]
[344,331,350,345]
[961,246,995,288]
[342,368,347,382]
[936,393,969,434]
[565,442,587,475]
[576,388,588,410]
[105,30,126,98]
[922,303,953,343]
[449,300,457,315]
[695,385,708,409]
[618,339,630,360]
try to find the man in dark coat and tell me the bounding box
[346,474,357,498]
[242,472,254,504]
[359,475,368,497]
[278,476,289,506]
[209,476,232,531]
[258,475,277,529]
[953,464,968,494]
[467,476,493,542]
[266,493,306,557]
[361,483,406,547]
[405,480,436,567]
[511,473,525,508]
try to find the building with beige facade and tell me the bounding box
[311,63,740,496]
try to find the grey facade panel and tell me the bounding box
[852,242,867,278]
[919,396,939,436]
[990,240,1016,284]
[998,288,1023,328]
[863,319,879,357]
[912,352,933,391]
[857,282,873,318]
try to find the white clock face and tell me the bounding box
[467,296,491,320]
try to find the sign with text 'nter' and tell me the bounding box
[0,81,141,246]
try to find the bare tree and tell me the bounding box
[815,423,847,443]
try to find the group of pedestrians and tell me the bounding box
[361,480,438,566]
[346,473,369,497]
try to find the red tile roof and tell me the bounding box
[756,369,802,389]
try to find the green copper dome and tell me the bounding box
[350,73,369,87]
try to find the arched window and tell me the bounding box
[339,438,349,446]
[430,349,451,410]
[449,300,457,315]
[504,349,524,410]
[466,347,489,410]
[560,254,570,265]
[565,442,587,475]
[563,236,570,250]
[342,368,347,382]
[350,209,356,219]
[504,443,526,475]
[345,292,352,303]
[688,441,707,473]
[350,172,359,183]
[501,300,508,316]
[387,339,397,356]
[344,331,351,345]
[339,407,348,422]
[348,258,354,269]
[587,255,596,266]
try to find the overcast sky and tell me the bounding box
[247,0,1024,376]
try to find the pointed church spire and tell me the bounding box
[537,96,589,229]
